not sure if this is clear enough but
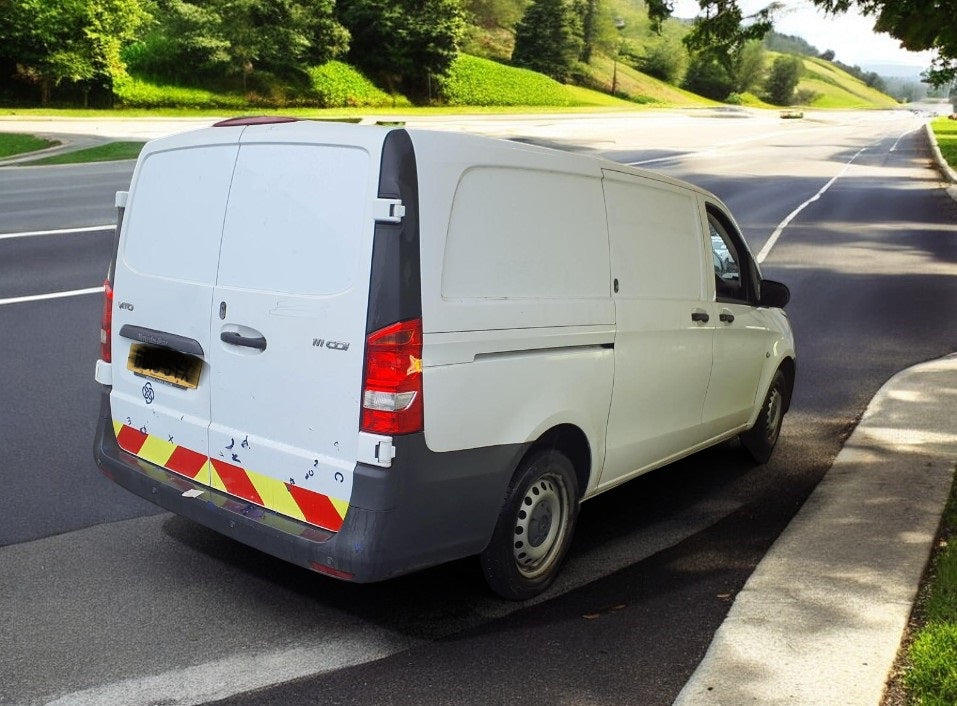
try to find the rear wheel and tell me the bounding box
[480,449,579,601]
[741,369,787,464]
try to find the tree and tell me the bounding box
[733,39,766,94]
[683,53,734,100]
[766,54,802,105]
[511,0,582,82]
[682,0,777,75]
[0,0,149,104]
[338,0,465,99]
[640,35,689,85]
[644,0,957,88]
[125,0,349,89]
[813,0,957,85]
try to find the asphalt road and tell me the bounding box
[1,110,955,706]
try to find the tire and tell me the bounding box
[480,449,579,601]
[741,369,787,464]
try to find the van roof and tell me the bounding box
[139,119,723,207]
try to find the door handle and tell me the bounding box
[719,312,735,324]
[221,331,267,351]
[691,311,710,323]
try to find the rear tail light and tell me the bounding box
[360,319,423,435]
[100,278,113,363]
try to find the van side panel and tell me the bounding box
[408,132,614,476]
[600,170,714,487]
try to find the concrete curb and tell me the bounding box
[674,354,957,706]
[925,121,957,203]
[0,134,111,167]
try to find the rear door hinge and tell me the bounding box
[374,198,405,224]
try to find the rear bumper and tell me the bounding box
[93,392,524,583]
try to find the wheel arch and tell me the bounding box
[777,356,796,413]
[519,424,591,502]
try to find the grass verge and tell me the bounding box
[931,117,957,172]
[901,476,957,704]
[21,141,145,166]
[0,133,59,158]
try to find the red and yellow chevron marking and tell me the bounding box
[113,421,348,532]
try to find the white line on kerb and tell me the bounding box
[755,146,867,264]
[0,224,113,240]
[0,285,104,306]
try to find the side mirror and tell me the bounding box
[760,279,790,309]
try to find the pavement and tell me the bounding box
[675,353,957,705]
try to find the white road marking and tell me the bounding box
[890,124,922,152]
[44,637,420,706]
[0,285,104,306]
[755,146,868,264]
[0,224,113,240]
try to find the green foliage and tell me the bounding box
[638,35,689,85]
[683,1,774,74]
[0,133,58,158]
[338,0,465,100]
[462,0,526,29]
[125,0,348,87]
[0,0,149,104]
[732,39,766,94]
[932,117,957,172]
[307,61,408,107]
[904,483,957,705]
[439,54,573,106]
[763,30,820,57]
[512,0,582,83]
[113,76,248,108]
[682,53,733,101]
[766,54,802,105]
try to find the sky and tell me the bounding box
[671,0,936,73]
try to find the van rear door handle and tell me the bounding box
[221,331,267,351]
[691,311,710,323]
[719,312,735,323]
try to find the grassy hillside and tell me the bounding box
[795,56,900,109]
[583,53,717,107]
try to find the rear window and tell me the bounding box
[123,145,238,284]
[216,143,370,296]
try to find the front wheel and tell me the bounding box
[741,369,787,464]
[480,449,579,601]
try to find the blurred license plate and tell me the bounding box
[127,344,202,389]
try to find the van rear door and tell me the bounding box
[109,135,240,486]
[206,137,375,532]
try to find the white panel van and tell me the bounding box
[94,118,795,600]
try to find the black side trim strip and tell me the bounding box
[119,324,205,356]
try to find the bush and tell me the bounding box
[683,55,734,101]
[113,77,247,109]
[439,54,572,106]
[307,62,408,107]
[792,88,821,105]
[639,36,688,85]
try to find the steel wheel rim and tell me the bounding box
[512,472,570,579]
[765,385,783,446]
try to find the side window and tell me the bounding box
[708,208,756,304]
